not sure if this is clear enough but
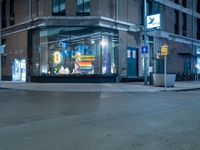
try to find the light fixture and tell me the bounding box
[91,39,95,44]
[101,39,107,47]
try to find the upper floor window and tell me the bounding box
[152,2,160,15]
[182,13,187,36]
[1,0,6,28]
[76,0,90,15]
[35,0,39,17]
[197,0,200,13]
[52,0,66,16]
[174,0,179,4]
[174,10,179,34]
[10,0,15,25]
[197,19,200,40]
[146,0,160,16]
[147,0,153,15]
[182,0,186,7]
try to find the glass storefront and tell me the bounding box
[31,27,118,77]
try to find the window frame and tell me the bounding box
[1,0,6,28]
[10,0,15,26]
[182,0,186,8]
[174,10,179,35]
[182,13,187,36]
[52,0,66,16]
[76,0,90,16]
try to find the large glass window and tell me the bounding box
[52,0,66,16]
[31,27,118,76]
[76,0,90,15]
[182,13,187,36]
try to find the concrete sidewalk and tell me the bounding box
[1,81,200,92]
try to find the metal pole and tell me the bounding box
[144,0,148,85]
[116,0,119,21]
[192,0,196,82]
[164,55,167,90]
[153,32,157,74]
[29,0,32,21]
[0,0,2,86]
[115,0,119,82]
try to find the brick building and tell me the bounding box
[0,0,200,82]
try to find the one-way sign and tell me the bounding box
[142,46,148,54]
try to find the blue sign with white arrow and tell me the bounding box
[142,46,148,54]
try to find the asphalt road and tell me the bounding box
[0,90,200,150]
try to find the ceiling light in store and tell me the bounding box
[101,39,107,47]
[91,40,95,44]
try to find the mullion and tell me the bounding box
[83,0,85,13]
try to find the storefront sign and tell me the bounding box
[147,14,161,29]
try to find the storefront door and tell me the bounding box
[127,47,138,76]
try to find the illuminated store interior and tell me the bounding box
[31,27,118,77]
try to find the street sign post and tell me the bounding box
[142,45,148,85]
[143,0,148,85]
[0,45,5,86]
[161,44,168,90]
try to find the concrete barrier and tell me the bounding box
[153,74,176,87]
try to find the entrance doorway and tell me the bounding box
[12,59,26,82]
[127,47,138,76]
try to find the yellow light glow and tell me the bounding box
[53,51,62,64]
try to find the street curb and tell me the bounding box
[0,88,161,93]
[2,87,199,93]
[173,88,200,92]
[159,88,200,92]
[1,83,200,93]
[0,87,9,90]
